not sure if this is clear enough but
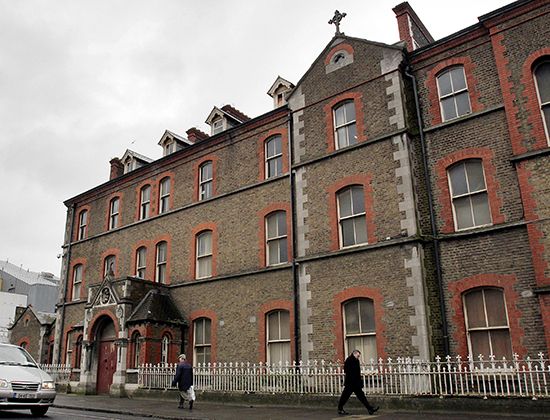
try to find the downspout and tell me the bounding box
[55,203,76,364]
[287,111,300,364]
[404,66,450,356]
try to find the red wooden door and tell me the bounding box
[97,340,116,394]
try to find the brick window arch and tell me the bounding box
[189,309,217,366]
[258,129,289,181]
[191,223,218,279]
[194,156,219,201]
[157,174,174,214]
[324,92,367,153]
[67,257,87,301]
[75,206,90,241]
[258,300,294,364]
[74,334,83,369]
[108,196,120,230]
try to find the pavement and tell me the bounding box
[52,393,550,420]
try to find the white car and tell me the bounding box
[0,343,56,417]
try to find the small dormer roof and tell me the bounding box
[157,130,193,147]
[267,76,295,97]
[120,149,153,164]
[205,105,250,125]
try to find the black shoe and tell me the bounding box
[368,406,379,415]
[189,401,193,410]
[178,404,184,409]
[338,409,350,415]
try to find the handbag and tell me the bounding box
[188,385,196,401]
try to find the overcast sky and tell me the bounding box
[0,0,511,277]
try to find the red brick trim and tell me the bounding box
[257,128,289,181]
[323,92,367,153]
[17,337,30,348]
[190,222,218,279]
[332,287,387,362]
[539,294,550,355]
[74,205,91,241]
[134,180,156,222]
[127,328,145,368]
[395,11,413,52]
[72,333,83,369]
[447,274,527,357]
[67,257,87,301]
[521,49,550,150]
[101,248,121,278]
[159,328,178,364]
[194,155,219,202]
[189,309,218,365]
[87,310,120,341]
[435,148,505,234]
[324,43,354,65]
[104,192,123,231]
[258,300,295,364]
[156,171,176,214]
[131,240,152,280]
[326,175,377,251]
[257,202,292,267]
[425,56,483,126]
[153,234,172,285]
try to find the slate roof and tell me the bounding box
[127,288,186,326]
[0,260,59,286]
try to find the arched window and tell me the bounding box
[161,334,170,365]
[333,100,357,149]
[337,186,367,248]
[109,197,119,230]
[266,211,288,266]
[74,335,83,369]
[534,59,550,140]
[196,231,212,279]
[155,241,167,283]
[72,264,83,300]
[20,341,28,350]
[463,288,512,359]
[131,332,141,368]
[199,161,213,201]
[103,255,116,277]
[193,318,211,366]
[136,247,147,279]
[437,66,471,121]
[139,185,151,220]
[77,210,87,240]
[265,135,283,179]
[159,177,171,214]
[343,298,377,362]
[266,310,290,365]
[447,159,491,230]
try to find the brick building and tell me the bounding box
[9,306,56,364]
[52,0,550,395]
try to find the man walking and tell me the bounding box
[171,354,194,410]
[337,349,379,416]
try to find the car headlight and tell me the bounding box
[41,381,55,390]
[0,379,8,389]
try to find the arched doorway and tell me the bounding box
[95,317,117,394]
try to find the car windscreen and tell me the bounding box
[0,346,37,366]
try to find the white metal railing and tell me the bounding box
[138,353,550,398]
[39,364,72,383]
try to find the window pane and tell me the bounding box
[198,232,212,256]
[351,186,365,214]
[359,299,375,333]
[267,138,276,157]
[198,256,212,277]
[337,127,347,148]
[341,218,356,247]
[268,159,277,178]
[277,212,286,235]
[441,97,457,121]
[449,164,468,196]
[204,319,211,343]
[157,243,167,262]
[470,331,491,357]
[269,342,290,365]
[484,289,507,327]
[362,336,378,362]
[455,92,471,117]
[279,311,290,339]
[267,214,277,239]
[268,312,280,340]
[471,193,491,226]
[275,157,283,175]
[543,106,550,130]
[268,241,280,265]
[437,71,452,96]
[195,321,204,345]
[201,162,212,180]
[334,105,346,127]
[354,216,368,244]
[347,123,357,146]
[465,289,486,328]
[490,330,512,359]
[535,62,550,103]
[344,301,360,334]
[454,196,474,230]
[451,67,467,91]
[465,161,485,192]
[338,189,352,218]
[345,101,356,122]
[278,238,288,263]
[142,186,150,201]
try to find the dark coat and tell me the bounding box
[343,354,363,388]
[172,361,193,391]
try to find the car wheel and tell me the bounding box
[30,406,49,417]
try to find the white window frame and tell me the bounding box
[266,211,287,266]
[140,185,151,220]
[199,161,213,201]
[161,335,170,365]
[136,247,147,279]
[337,186,367,248]
[534,60,550,143]
[159,177,171,214]
[132,332,141,368]
[77,210,87,240]
[265,136,283,179]
[109,197,119,230]
[266,310,291,365]
[196,231,212,279]
[193,318,211,366]
[155,241,167,283]
[212,117,224,135]
[72,264,82,301]
[436,66,472,121]
[447,160,492,231]
[343,299,377,362]
[463,288,512,358]
[333,100,357,149]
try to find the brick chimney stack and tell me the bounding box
[186,127,209,143]
[109,157,124,180]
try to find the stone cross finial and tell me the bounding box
[329,10,347,35]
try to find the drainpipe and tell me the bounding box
[404,66,450,356]
[55,203,76,364]
[287,112,300,364]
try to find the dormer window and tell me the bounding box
[121,149,153,174]
[206,105,249,136]
[124,160,133,174]
[267,76,295,109]
[158,130,191,156]
[212,117,223,135]
[164,142,175,156]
